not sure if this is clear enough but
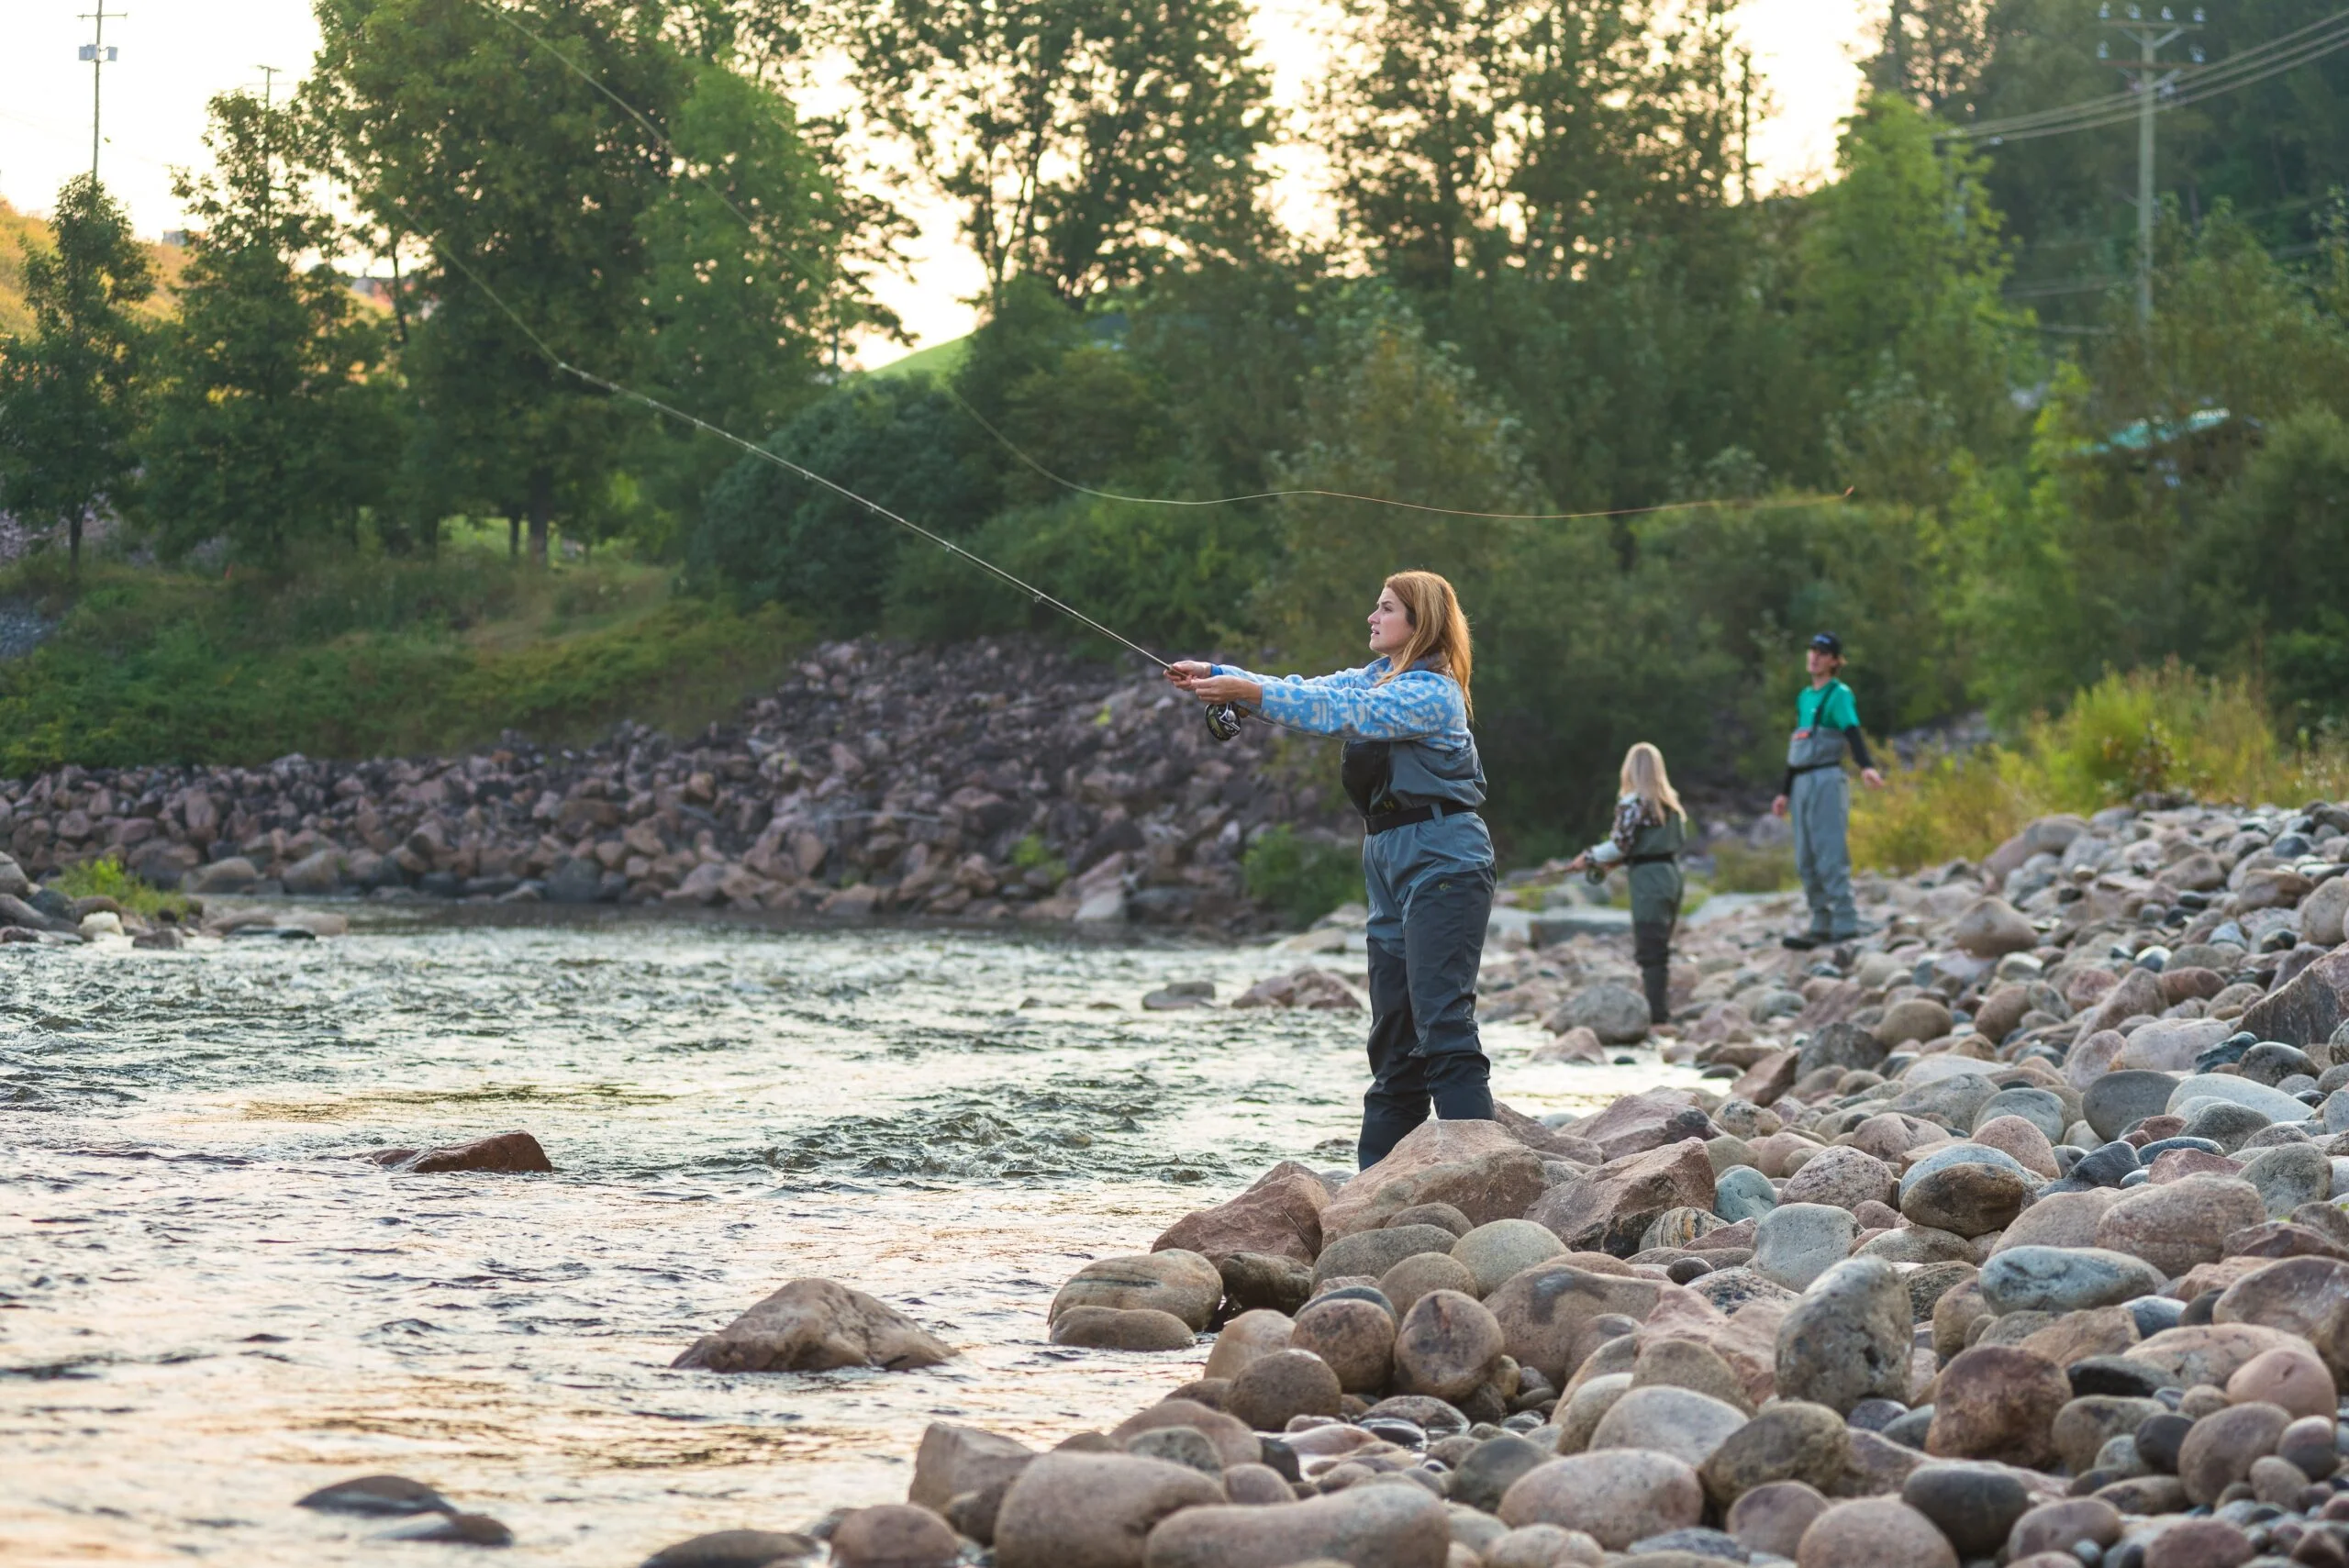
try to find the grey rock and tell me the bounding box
[1713,1166,1779,1224]
[1974,1246,2165,1315]
[1972,1086,2067,1145]
[2239,1142,2332,1218]
[2166,1073,2317,1125]
[1554,984,1653,1045]
[1753,1204,1861,1293]
[2083,1071,2180,1141]
[1314,1225,1462,1287]
[1773,1258,1912,1415]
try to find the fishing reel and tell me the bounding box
[1204,703,1242,743]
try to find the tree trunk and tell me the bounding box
[508,514,520,560]
[528,473,551,567]
[68,510,83,577]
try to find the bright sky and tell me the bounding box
[0,0,1878,366]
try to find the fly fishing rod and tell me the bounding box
[431,4,1854,740]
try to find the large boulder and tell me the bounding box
[1497,1451,1707,1550]
[2244,947,2349,1048]
[2212,1255,2349,1378]
[1050,1252,1224,1330]
[909,1423,1035,1512]
[2302,877,2349,948]
[1567,1088,1715,1162]
[1950,898,2037,959]
[279,848,344,895]
[1698,1401,1851,1507]
[2094,1175,2267,1278]
[1976,1247,2165,1315]
[1152,1162,1328,1264]
[1139,1485,1450,1568]
[994,1451,1224,1568]
[2079,967,2165,1036]
[1484,1263,1669,1385]
[1389,1289,1506,1401]
[1526,1140,1716,1257]
[1587,1384,1750,1469]
[1318,1121,1549,1240]
[1797,1021,1887,1081]
[1552,983,1653,1044]
[368,1130,555,1173]
[674,1279,953,1372]
[185,856,260,895]
[1924,1345,2070,1468]
[1774,1259,1912,1414]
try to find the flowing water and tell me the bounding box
[0,908,1692,1565]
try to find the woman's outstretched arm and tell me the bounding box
[1214,663,1465,740]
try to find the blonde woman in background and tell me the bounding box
[1567,743,1688,1028]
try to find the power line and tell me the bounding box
[1943,10,2349,145]
[939,382,1833,523]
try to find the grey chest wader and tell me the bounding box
[1343,738,1495,1168]
[1787,684,1858,940]
[1622,811,1687,1026]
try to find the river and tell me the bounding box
[1,908,1688,1564]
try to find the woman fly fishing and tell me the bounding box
[1167,571,1493,1168]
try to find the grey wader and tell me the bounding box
[1787,718,1858,941]
[1344,714,1495,1169]
[1623,812,1687,1024]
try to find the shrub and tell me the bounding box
[1851,750,2030,872]
[1241,826,1362,927]
[52,853,190,918]
[1709,840,1796,893]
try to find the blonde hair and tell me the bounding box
[1376,570,1474,718]
[1620,741,1686,822]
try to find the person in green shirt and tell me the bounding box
[1566,742,1687,1027]
[1773,632,1885,950]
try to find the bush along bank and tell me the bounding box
[610,797,2349,1568]
[0,637,1352,931]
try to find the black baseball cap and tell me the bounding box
[1809,632,1842,657]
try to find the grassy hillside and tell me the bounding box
[0,526,812,773]
[0,195,186,336]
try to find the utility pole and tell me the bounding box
[2099,3,2205,325]
[257,64,284,216]
[76,0,125,182]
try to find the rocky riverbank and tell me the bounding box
[0,637,1360,933]
[485,791,2349,1568]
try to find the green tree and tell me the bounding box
[0,174,152,574]
[1256,292,1544,671]
[311,0,687,563]
[856,0,1275,303]
[1799,95,2033,495]
[141,91,398,565]
[688,373,987,631]
[1318,0,1744,285]
[629,54,901,531]
[2199,407,2349,728]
